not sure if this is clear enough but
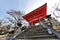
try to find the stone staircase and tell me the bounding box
[16,25,57,39]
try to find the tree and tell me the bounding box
[52,3,60,18]
[6,10,23,27]
[0,20,2,27]
[0,20,2,31]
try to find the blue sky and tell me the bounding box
[1,0,60,25]
[0,0,46,20]
[0,0,19,20]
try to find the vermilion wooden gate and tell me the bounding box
[23,3,47,27]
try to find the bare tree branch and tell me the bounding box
[52,3,60,18]
[7,11,18,21]
[6,10,23,27]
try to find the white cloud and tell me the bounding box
[24,0,47,15]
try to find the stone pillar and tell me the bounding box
[29,22,34,28]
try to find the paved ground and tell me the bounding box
[16,25,58,39]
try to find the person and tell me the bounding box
[6,30,15,40]
[47,28,52,34]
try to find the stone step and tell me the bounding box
[25,33,48,36]
[19,35,56,39]
[16,25,57,39]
